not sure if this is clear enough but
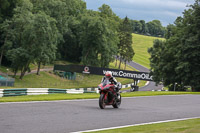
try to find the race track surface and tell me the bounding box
[0,95,200,133]
[127,61,163,91]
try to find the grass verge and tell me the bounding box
[91,118,200,133]
[132,33,165,69]
[0,91,199,102]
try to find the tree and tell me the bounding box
[174,0,200,91]
[80,14,118,67]
[59,16,82,62]
[25,12,59,75]
[33,0,88,62]
[0,0,21,22]
[165,24,176,39]
[130,20,142,33]
[146,20,165,37]
[99,4,115,18]
[4,0,34,79]
[4,0,59,79]
[140,20,148,35]
[118,17,134,69]
[7,48,32,78]
[0,0,21,66]
[0,21,13,66]
[98,4,121,67]
[148,39,178,88]
[149,0,200,91]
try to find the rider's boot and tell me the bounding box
[116,91,120,101]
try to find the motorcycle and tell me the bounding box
[98,79,121,109]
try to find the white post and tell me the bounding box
[174,83,177,91]
[6,69,9,86]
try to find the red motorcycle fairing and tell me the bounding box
[98,79,121,109]
[98,83,115,104]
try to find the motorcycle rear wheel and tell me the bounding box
[99,94,106,109]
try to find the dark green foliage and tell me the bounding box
[80,13,118,67]
[118,17,135,69]
[3,0,59,79]
[149,0,200,91]
[130,19,166,37]
[0,0,123,78]
[60,16,83,62]
[99,4,116,18]
[0,0,22,66]
[0,0,21,22]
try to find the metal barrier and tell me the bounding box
[0,82,135,97]
[3,89,27,97]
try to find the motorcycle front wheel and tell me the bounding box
[112,94,121,108]
[99,94,106,109]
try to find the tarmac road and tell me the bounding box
[126,61,163,91]
[0,95,200,133]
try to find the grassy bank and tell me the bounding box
[0,91,199,102]
[0,71,134,89]
[0,61,137,89]
[92,118,200,133]
[132,33,165,68]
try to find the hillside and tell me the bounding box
[132,33,165,69]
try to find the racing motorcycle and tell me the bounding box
[98,79,121,109]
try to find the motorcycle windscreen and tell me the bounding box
[102,79,110,87]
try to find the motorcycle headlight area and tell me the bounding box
[98,86,101,90]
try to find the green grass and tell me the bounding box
[0,93,99,102]
[0,71,132,89]
[92,118,200,133]
[0,61,137,89]
[0,66,10,73]
[0,91,199,102]
[132,33,165,69]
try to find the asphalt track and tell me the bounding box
[0,95,200,133]
[127,61,163,91]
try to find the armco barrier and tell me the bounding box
[0,89,3,97]
[0,82,136,97]
[48,89,67,94]
[3,89,27,97]
[27,88,49,95]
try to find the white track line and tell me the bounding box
[72,117,200,133]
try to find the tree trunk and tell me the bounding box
[14,70,17,78]
[124,60,127,70]
[20,64,29,80]
[118,58,122,69]
[20,70,26,80]
[0,49,4,66]
[115,57,118,67]
[37,62,41,75]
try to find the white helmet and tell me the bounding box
[105,71,112,79]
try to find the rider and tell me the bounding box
[101,71,121,99]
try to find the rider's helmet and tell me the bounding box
[105,71,112,79]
